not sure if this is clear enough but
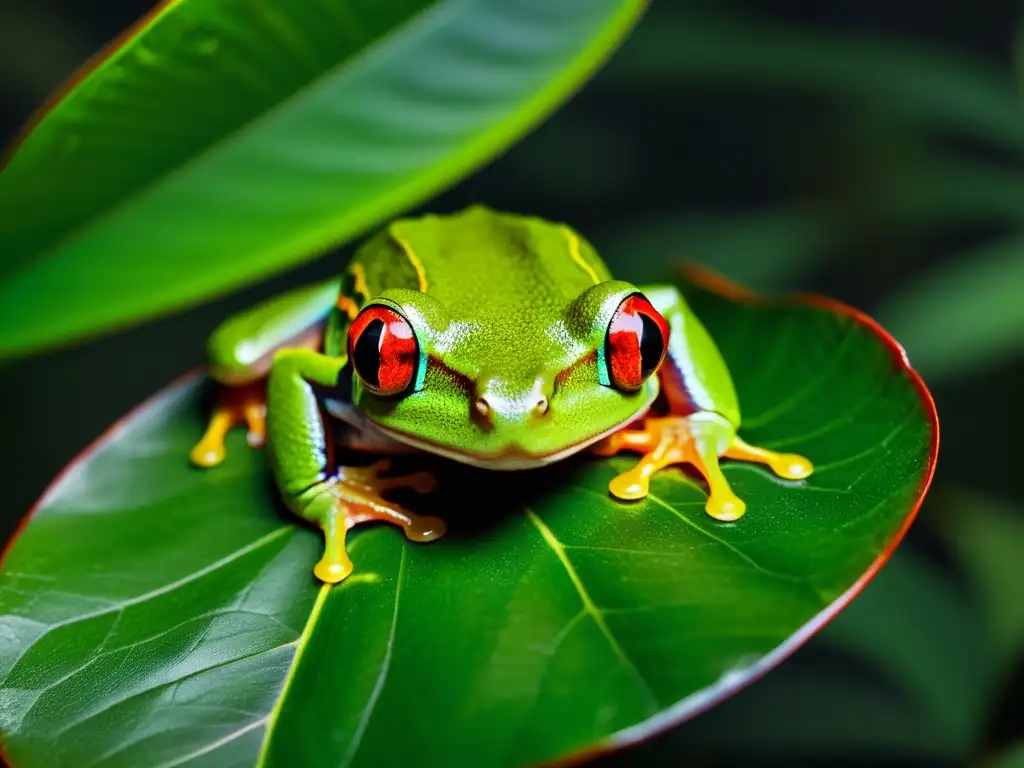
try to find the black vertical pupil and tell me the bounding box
[353,318,384,387]
[639,313,664,378]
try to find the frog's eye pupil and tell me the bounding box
[347,306,418,396]
[605,294,669,391]
[352,318,384,388]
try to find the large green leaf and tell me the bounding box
[0,272,937,768]
[0,0,643,358]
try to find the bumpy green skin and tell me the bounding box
[206,205,741,522]
[328,206,662,459]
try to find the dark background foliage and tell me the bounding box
[1,1,1021,765]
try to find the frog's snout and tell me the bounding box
[474,393,549,424]
[473,373,553,430]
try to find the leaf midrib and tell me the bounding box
[252,546,407,768]
[253,582,331,767]
[526,507,660,713]
[339,547,406,768]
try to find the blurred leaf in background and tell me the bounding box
[0,2,91,105]
[878,238,1024,383]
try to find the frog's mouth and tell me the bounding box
[373,407,651,471]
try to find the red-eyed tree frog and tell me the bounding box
[191,206,813,584]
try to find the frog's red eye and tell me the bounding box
[347,305,418,396]
[605,294,669,391]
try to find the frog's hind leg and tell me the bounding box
[190,381,269,467]
[190,279,340,468]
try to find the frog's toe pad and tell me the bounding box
[315,557,354,584]
[405,515,446,543]
[190,442,226,468]
[608,473,650,501]
[707,494,746,521]
[772,454,814,480]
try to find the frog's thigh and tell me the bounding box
[267,349,444,585]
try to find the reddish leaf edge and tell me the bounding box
[545,263,941,768]
[0,267,940,768]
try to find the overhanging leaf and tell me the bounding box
[0,272,937,768]
[0,0,644,358]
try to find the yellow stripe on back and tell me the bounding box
[560,227,601,286]
[393,235,429,293]
[349,263,369,299]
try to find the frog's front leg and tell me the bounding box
[595,413,811,520]
[594,284,813,521]
[190,279,340,468]
[268,349,445,584]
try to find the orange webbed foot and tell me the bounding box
[190,381,267,467]
[594,414,812,522]
[312,461,446,585]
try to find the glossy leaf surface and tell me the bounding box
[0,274,937,768]
[0,0,643,357]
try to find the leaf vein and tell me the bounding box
[742,323,857,429]
[646,492,805,585]
[525,508,659,713]
[340,546,407,768]
[55,641,297,738]
[151,716,269,768]
[253,583,331,766]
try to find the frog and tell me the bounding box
[190,206,813,584]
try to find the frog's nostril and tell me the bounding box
[533,395,549,416]
[475,397,491,417]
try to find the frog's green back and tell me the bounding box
[352,205,612,321]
